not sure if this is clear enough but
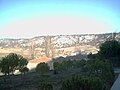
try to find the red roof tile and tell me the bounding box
[30,57,52,63]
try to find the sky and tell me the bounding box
[0,0,120,38]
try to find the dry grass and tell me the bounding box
[0,45,98,58]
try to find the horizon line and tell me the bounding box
[0,31,119,39]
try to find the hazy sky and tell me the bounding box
[0,0,120,38]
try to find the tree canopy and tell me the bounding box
[35,62,50,74]
[99,40,120,67]
[99,40,120,58]
[87,59,114,89]
[0,53,28,75]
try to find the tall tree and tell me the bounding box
[99,40,120,58]
[99,40,120,66]
[0,53,28,75]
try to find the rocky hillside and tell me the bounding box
[0,33,120,49]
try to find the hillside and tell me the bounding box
[0,33,119,58]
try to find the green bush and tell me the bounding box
[36,62,50,74]
[19,67,29,74]
[38,83,53,90]
[61,76,102,90]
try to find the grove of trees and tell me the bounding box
[53,59,115,90]
[88,40,120,67]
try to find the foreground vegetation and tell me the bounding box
[0,40,119,90]
[0,59,114,90]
